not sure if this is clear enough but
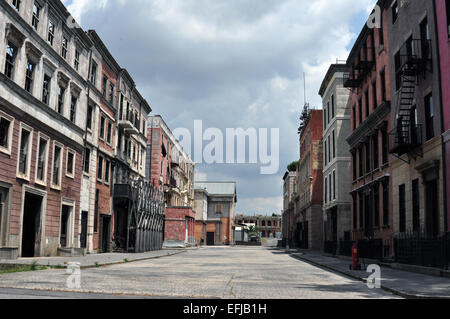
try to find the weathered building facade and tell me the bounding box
[319,64,352,255]
[0,0,91,257]
[346,0,394,259]
[295,107,323,250]
[387,0,446,240]
[194,182,237,246]
[147,115,196,248]
[281,171,296,245]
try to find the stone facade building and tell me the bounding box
[194,182,237,246]
[387,0,446,239]
[319,64,352,254]
[346,0,394,259]
[295,107,323,250]
[282,171,296,245]
[0,0,91,257]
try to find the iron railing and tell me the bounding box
[357,239,384,260]
[394,232,449,269]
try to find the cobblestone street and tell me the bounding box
[0,247,399,299]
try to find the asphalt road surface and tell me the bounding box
[0,246,400,299]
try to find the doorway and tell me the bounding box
[0,187,7,246]
[207,232,215,246]
[100,215,111,253]
[21,192,43,257]
[114,200,129,251]
[80,211,88,249]
[425,180,439,237]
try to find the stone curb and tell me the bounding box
[0,250,188,270]
[290,252,449,299]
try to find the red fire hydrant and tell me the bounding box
[351,244,360,270]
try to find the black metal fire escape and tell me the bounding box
[390,39,431,158]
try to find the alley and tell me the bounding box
[0,247,398,299]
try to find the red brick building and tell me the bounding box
[164,207,195,247]
[294,107,323,250]
[345,0,394,259]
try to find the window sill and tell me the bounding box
[66,173,74,180]
[16,174,30,182]
[0,147,11,156]
[35,180,47,187]
[50,184,61,191]
[97,178,103,183]
[83,172,90,178]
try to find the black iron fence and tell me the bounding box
[357,239,383,260]
[394,232,450,269]
[324,241,337,255]
[339,240,353,257]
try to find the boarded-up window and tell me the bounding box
[215,205,222,214]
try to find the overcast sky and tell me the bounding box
[63,0,376,216]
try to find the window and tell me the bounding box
[100,116,105,140]
[94,189,99,232]
[57,86,65,115]
[399,184,406,233]
[66,150,75,178]
[324,140,327,166]
[359,193,364,229]
[215,204,222,214]
[324,177,328,203]
[358,98,363,124]
[329,174,332,202]
[353,195,358,230]
[373,132,379,170]
[380,70,386,102]
[327,102,330,124]
[87,105,93,130]
[107,122,112,144]
[102,75,108,98]
[70,95,77,123]
[36,136,48,184]
[61,36,68,60]
[12,0,20,11]
[25,61,35,93]
[0,112,13,154]
[358,148,364,177]
[383,182,389,226]
[425,94,434,140]
[394,51,402,91]
[352,152,357,181]
[331,95,335,119]
[117,131,122,151]
[328,135,331,163]
[392,1,398,24]
[365,90,370,119]
[412,179,420,232]
[352,104,356,130]
[83,148,90,174]
[379,10,384,45]
[97,155,103,181]
[119,94,124,120]
[17,126,32,178]
[90,61,97,85]
[365,141,371,173]
[104,159,110,184]
[32,3,40,30]
[420,18,430,41]
[372,80,377,109]
[332,130,336,159]
[382,129,389,165]
[374,185,380,227]
[5,42,17,79]
[74,50,80,71]
[48,20,55,46]
[109,83,115,104]
[52,143,62,188]
[333,170,336,200]
[42,75,51,105]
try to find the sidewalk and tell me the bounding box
[0,248,191,269]
[290,249,450,299]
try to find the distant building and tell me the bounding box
[282,171,296,245]
[147,116,196,248]
[234,214,282,238]
[194,182,237,246]
[319,63,352,254]
[295,106,324,250]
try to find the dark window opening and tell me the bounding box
[425,94,434,140]
[25,61,35,93]
[399,184,406,233]
[5,42,17,79]
[412,179,420,232]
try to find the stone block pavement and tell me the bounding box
[290,249,450,299]
[0,248,191,269]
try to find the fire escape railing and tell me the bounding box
[390,39,431,156]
